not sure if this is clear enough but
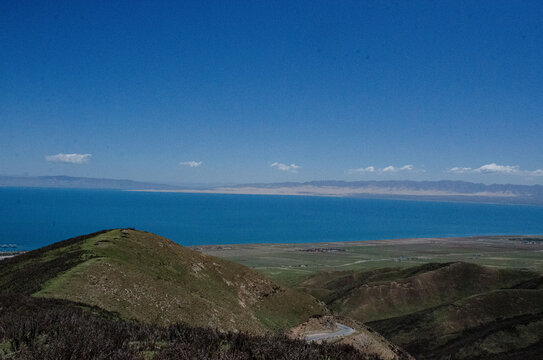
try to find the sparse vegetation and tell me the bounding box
[0,230,110,295]
[0,295,372,360]
[299,262,539,322]
[0,229,326,333]
[3,230,542,359]
[369,290,543,359]
[296,262,543,359]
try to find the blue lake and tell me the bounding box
[1,187,543,250]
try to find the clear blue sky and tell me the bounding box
[1,1,542,185]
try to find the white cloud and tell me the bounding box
[380,165,397,173]
[271,162,300,172]
[476,163,519,174]
[381,164,416,173]
[348,164,418,174]
[45,153,91,164]
[347,166,376,174]
[179,161,202,168]
[448,167,473,174]
[447,163,543,176]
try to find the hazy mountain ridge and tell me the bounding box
[2,175,543,204]
[221,180,543,204]
[0,175,184,190]
[237,179,542,195]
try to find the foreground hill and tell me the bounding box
[0,229,326,333]
[0,295,372,360]
[299,262,543,359]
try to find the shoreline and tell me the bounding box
[127,186,518,198]
[125,188,543,207]
[190,234,543,250]
[6,235,543,254]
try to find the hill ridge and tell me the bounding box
[0,229,327,333]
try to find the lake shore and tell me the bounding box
[192,235,543,285]
[128,185,518,199]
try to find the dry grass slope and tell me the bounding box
[299,262,543,359]
[288,315,414,360]
[0,295,372,360]
[368,289,543,359]
[299,262,539,322]
[0,229,327,333]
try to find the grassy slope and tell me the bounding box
[299,262,539,322]
[368,289,543,359]
[0,229,326,333]
[299,262,543,359]
[0,229,111,295]
[0,295,370,360]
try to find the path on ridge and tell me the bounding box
[304,323,355,342]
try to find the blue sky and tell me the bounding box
[1,1,542,185]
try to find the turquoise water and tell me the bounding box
[1,187,543,250]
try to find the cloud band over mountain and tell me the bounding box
[271,162,300,172]
[45,153,92,164]
[448,163,543,176]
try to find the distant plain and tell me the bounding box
[194,235,543,286]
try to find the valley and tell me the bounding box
[1,230,542,359]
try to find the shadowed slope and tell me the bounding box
[368,289,543,359]
[299,262,543,359]
[299,262,538,322]
[0,295,372,360]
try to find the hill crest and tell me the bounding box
[0,229,326,333]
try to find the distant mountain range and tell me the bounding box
[2,175,543,205]
[0,175,184,190]
[222,180,543,205]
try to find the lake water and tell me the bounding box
[1,187,543,250]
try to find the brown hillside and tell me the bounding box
[0,229,327,333]
[299,262,538,322]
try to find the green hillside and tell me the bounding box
[299,262,538,322]
[369,289,543,359]
[0,229,326,333]
[299,262,543,359]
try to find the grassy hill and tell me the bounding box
[369,289,543,359]
[0,229,326,333]
[299,262,543,359]
[299,262,538,322]
[0,295,372,360]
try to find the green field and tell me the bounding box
[193,235,543,286]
